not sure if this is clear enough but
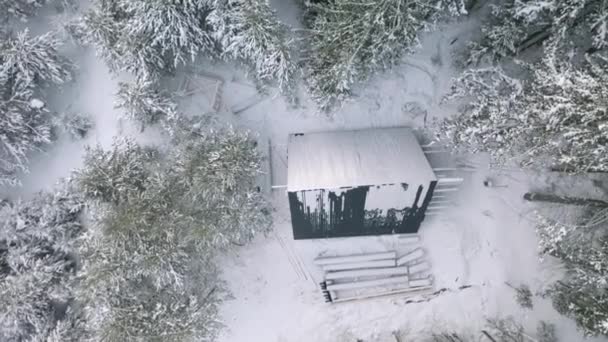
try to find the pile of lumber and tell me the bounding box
[317,242,433,303]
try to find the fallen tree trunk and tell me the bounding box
[524,192,608,207]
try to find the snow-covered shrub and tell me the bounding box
[537,216,608,336]
[55,111,93,139]
[209,0,295,92]
[537,321,558,342]
[439,51,608,172]
[115,80,177,129]
[74,0,215,81]
[513,284,533,309]
[0,189,85,341]
[303,0,466,110]
[468,0,608,64]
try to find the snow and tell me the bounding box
[3,1,608,341]
[286,127,436,191]
[29,98,45,109]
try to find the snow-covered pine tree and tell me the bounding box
[0,188,85,341]
[76,138,158,205]
[74,0,215,81]
[537,216,608,336]
[0,29,73,186]
[115,80,177,129]
[468,0,608,65]
[75,124,271,340]
[209,0,295,92]
[303,0,466,110]
[1,29,73,85]
[439,50,608,172]
[0,0,46,23]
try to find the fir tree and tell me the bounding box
[439,50,608,172]
[537,216,608,336]
[467,0,608,65]
[0,29,73,186]
[75,123,271,341]
[303,0,465,110]
[209,0,295,92]
[73,0,215,81]
[115,80,177,129]
[0,188,85,341]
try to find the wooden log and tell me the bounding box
[322,259,396,272]
[409,277,433,288]
[325,266,409,280]
[523,192,608,207]
[326,275,408,291]
[314,251,396,266]
[433,188,459,193]
[331,285,433,303]
[408,261,431,275]
[397,248,424,266]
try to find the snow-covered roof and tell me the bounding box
[287,127,436,191]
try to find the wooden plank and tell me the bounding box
[314,251,396,266]
[408,261,431,275]
[397,248,424,266]
[433,188,459,193]
[325,266,409,280]
[322,259,396,272]
[331,286,433,303]
[409,277,433,288]
[437,177,464,184]
[326,276,408,291]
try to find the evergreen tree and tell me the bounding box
[75,124,271,341]
[439,50,608,172]
[303,0,465,110]
[537,216,608,336]
[115,80,177,129]
[0,188,85,341]
[467,0,608,65]
[0,29,73,186]
[209,0,295,92]
[73,0,215,81]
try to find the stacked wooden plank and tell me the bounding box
[317,241,433,303]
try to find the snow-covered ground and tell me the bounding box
[5,1,608,341]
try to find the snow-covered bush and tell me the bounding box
[73,0,215,81]
[115,80,177,129]
[537,216,608,336]
[209,0,295,92]
[55,111,93,140]
[439,51,608,172]
[0,189,85,341]
[303,0,466,110]
[468,0,608,64]
[75,125,271,340]
[537,321,558,342]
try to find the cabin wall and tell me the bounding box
[289,182,435,239]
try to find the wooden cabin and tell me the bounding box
[287,127,438,240]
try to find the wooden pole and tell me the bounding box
[523,192,608,207]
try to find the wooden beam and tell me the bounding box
[325,266,409,280]
[314,251,396,266]
[409,277,433,288]
[322,259,396,272]
[326,275,408,291]
[408,261,431,275]
[331,285,433,303]
[397,248,424,266]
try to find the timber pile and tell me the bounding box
[317,236,433,303]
